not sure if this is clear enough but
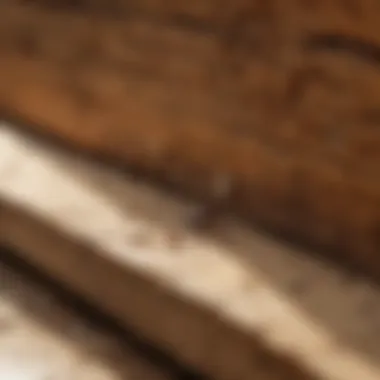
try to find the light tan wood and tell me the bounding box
[0,252,171,380]
[1,123,380,380]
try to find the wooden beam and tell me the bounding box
[0,253,172,380]
[1,1,380,279]
[1,123,380,380]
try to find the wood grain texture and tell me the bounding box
[0,254,171,380]
[0,1,380,278]
[2,123,380,380]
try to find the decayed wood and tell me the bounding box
[1,124,380,380]
[0,1,380,278]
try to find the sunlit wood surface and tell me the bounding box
[0,252,171,380]
[1,1,380,279]
[0,123,380,380]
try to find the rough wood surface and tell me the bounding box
[0,251,171,380]
[0,1,380,278]
[1,123,380,380]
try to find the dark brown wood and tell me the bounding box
[1,1,380,278]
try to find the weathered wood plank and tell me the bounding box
[0,251,171,380]
[1,1,380,278]
[1,123,380,380]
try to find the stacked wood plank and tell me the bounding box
[0,248,172,380]
[1,123,380,380]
